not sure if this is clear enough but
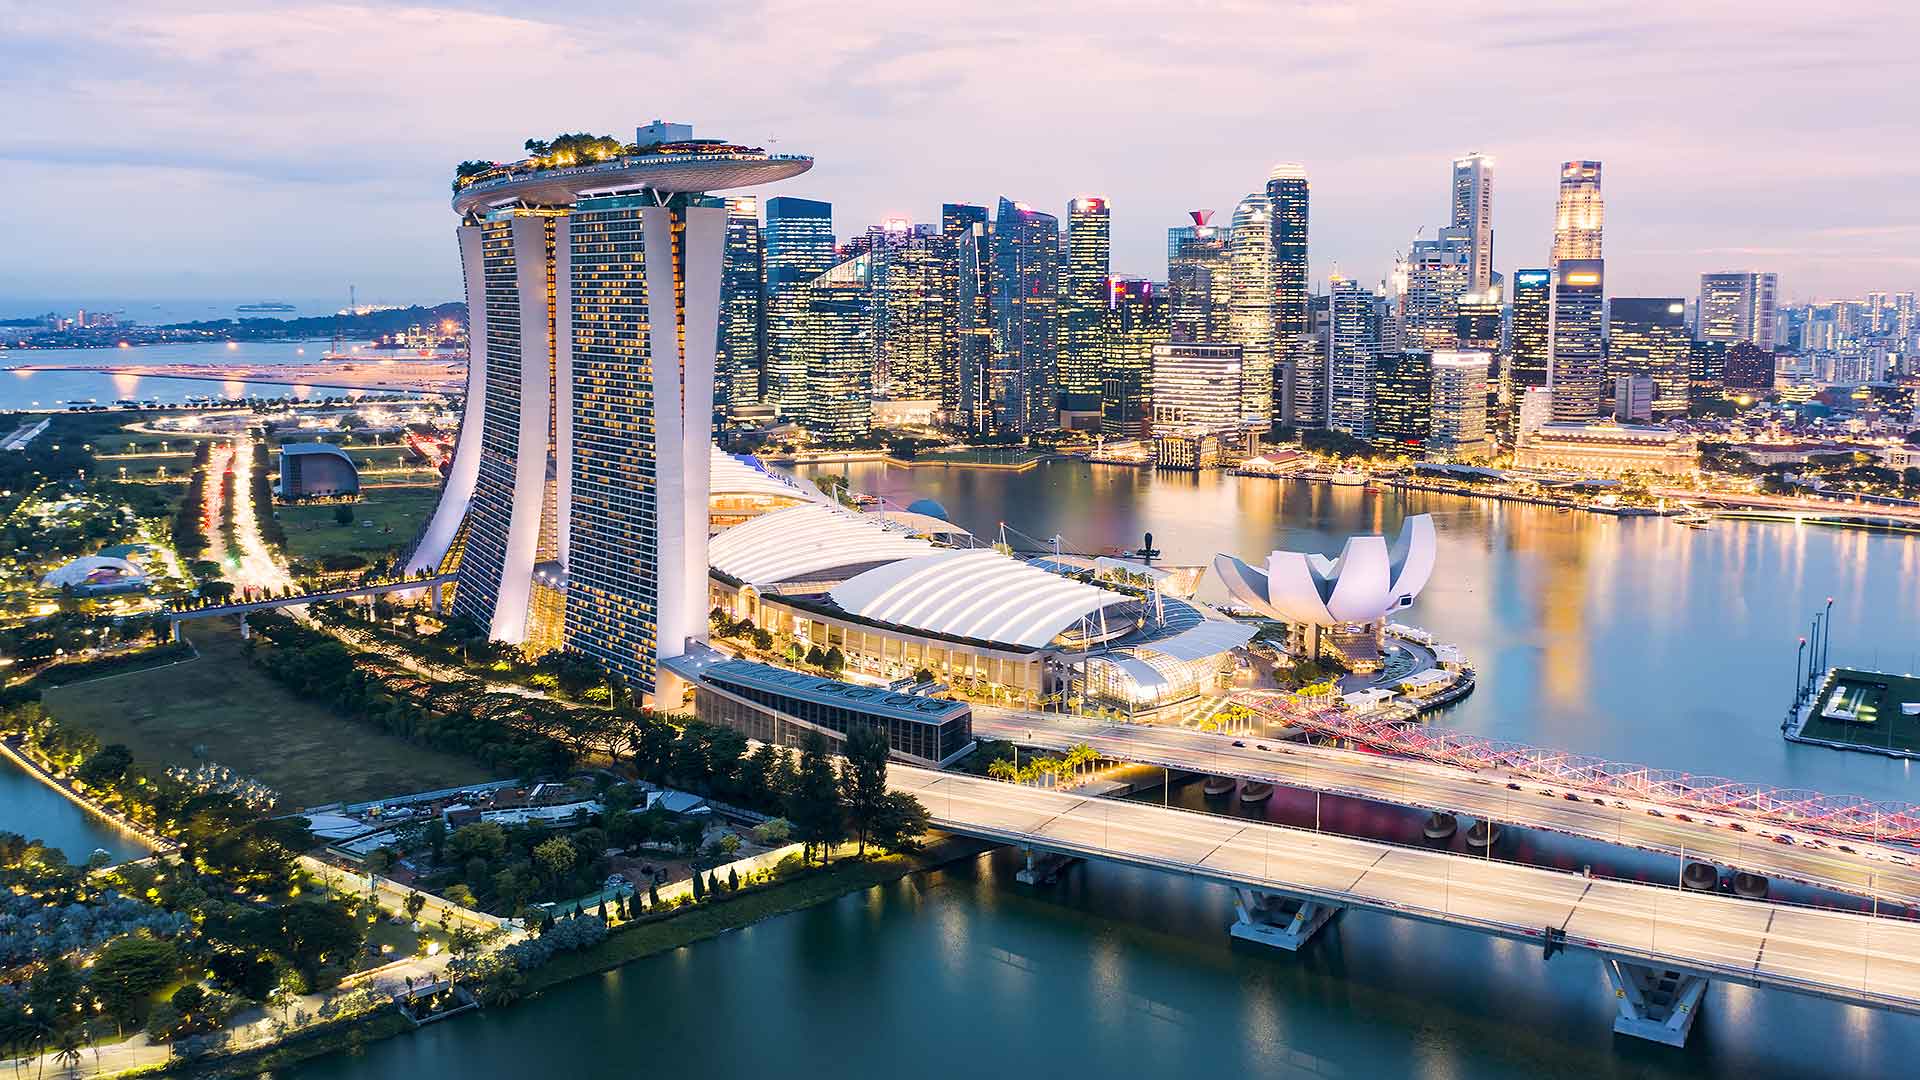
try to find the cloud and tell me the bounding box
[2,0,1918,304]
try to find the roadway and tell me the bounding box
[972,708,1920,910]
[891,763,1920,1015]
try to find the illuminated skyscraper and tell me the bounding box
[410,132,810,699]
[1167,211,1230,344]
[1227,194,1275,423]
[1430,351,1493,459]
[1060,197,1111,418]
[1550,259,1606,420]
[988,197,1061,434]
[1151,343,1244,435]
[1510,269,1552,393]
[763,196,836,420]
[802,253,874,442]
[1099,278,1164,438]
[1401,237,1471,351]
[1697,272,1779,350]
[1267,163,1313,427]
[1327,276,1385,438]
[941,203,991,432]
[1551,160,1604,266]
[1607,297,1690,419]
[867,224,958,405]
[716,196,765,412]
[1450,153,1495,293]
[1372,349,1432,451]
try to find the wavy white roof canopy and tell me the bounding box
[1214,514,1436,626]
[708,447,823,504]
[830,549,1130,649]
[708,503,935,586]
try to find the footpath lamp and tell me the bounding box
[1794,637,1808,705]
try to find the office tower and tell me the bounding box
[1402,237,1471,350]
[1510,269,1552,394]
[1550,260,1606,420]
[1430,351,1492,458]
[1326,276,1384,438]
[763,196,837,420]
[1456,294,1503,355]
[1518,386,1555,441]
[1167,211,1230,344]
[1372,349,1432,450]
[412,131,810,698]
[1099,278,1165,438]
[1267,163,1313,426]
[1607,297,1690,419]
[1724,341,1776,392]
[1150,343,1244,435]
[1689,339,1727,398]
[1550,161,1603,266]
[802,253,874,442]
[1697,272,1779,350]
[1612,374,1655,422]
[1451,153,1495,293]
[988,197,1061,434]
[941,203,991,432]
[1227,194,1275,423]
[1059,197,1111,417]
[716,196,765,412]
[863,223,957,406]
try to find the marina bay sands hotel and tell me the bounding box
[404,127,813,699]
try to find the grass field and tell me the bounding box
[1800,668,1920,754]
[277,484,442,562]
[42,618,494,807]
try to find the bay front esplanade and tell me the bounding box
[406,123,812,703]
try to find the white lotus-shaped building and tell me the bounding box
[1214,514,1436,626]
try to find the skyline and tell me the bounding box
[4,1,1920,311]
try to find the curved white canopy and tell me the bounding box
[708,503,935,586]
[830,549,1128,649]
[708,447,821,503]
[1214,514,1436,626]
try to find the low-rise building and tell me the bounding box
[277,442,360,498]
[1514,422,1698,476]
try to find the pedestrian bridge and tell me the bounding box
[890,763,1920,1047]
[165,574,456,637]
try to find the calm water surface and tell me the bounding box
[0,341,377,410]
[0,754,144,863]
[217,462,1920,1074]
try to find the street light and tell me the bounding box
[1794,637,1807,705]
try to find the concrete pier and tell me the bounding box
[1230,888,1342,951]
[1015,847,1081,886]
[1603,958,1708,1047]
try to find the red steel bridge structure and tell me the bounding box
[1236,690,1920,847]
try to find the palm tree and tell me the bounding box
[51,1031,80,1079]
[986,759,1017,783]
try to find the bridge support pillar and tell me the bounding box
[1230,888,1341,951]
[1603,958,1706,1047]
[237,614,250,641]
[169,619,181,643]
[1015,847,1080,886]
[430,581,444,616]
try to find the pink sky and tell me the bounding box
[3,1,1916,309]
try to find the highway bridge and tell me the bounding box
[165,574,455,638]
[894,762,1920,1047]
[972,706,1920,912]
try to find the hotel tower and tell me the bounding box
[406,128,811,699]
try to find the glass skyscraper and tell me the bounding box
[1551,160,1604,267]
[1059,197,1111,417]
[1372,349,1432,450]
[1326,276,1384,438]
[1099,278,1164,438]
[1167,211,1230,344]
[763,196,836,420]
[1450,153,1495,294]
[988,197,1061,435]
[716,196,765,413]
[1227,194,1276,424]
[802,253,874,443]
[1266,164,1312,427]
[941,203,991,433]
[1608,298,1691,419]
[1550,259,1607,420]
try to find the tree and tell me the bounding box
[750,817,791,846]
[275,901,366,985]
[92,935,180,1032]
[728,867,740,892]
[75,743,135,788]
[403,890,427,923]
[787,733,845,863]
[690,870,706,902]
[869,792,931,853]
[840,726,891,858]
[334,503,355,525]
[533,836,577,885]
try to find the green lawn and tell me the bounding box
[42,618,494,808]
[277,484,443,562]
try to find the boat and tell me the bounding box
[1239,781,1275,803]
[1675,511,1712,529]
[1330,471,1367,487]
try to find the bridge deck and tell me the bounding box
[893,765,1920,1015]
